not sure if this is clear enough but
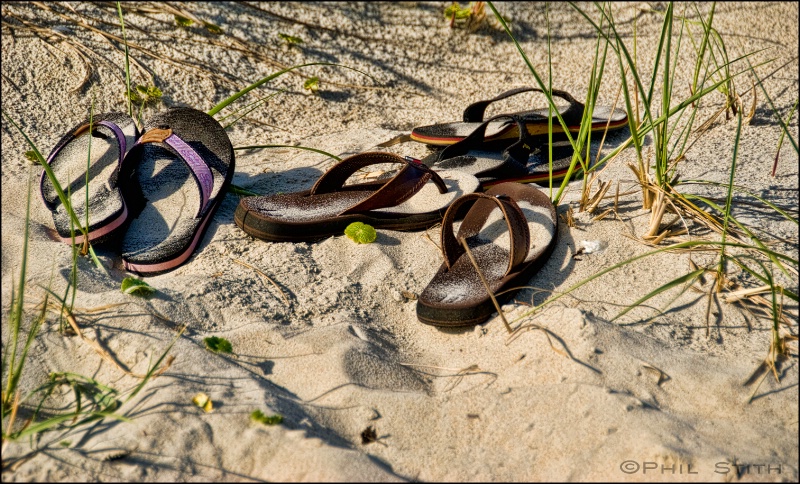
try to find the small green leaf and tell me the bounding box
[120,277,156,297]
[174,14,194,27]
[204,336,233,354]
[203,21,222,35]
[25,150,40,164]
[344,222,377,244]
[59,440,71,448]
[278,33,303,45]
[303,76,320,93]
[251,409,283,425]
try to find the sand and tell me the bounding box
[1,2,797,482]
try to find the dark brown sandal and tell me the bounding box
[234,152,480,242]
[410,86,628,146]
[416,182,557,327]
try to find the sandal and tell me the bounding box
[416,182,557,327]
[118,107,235,276]
[420,114,581,187]
[410,87,627,146]
[39,112,139,245]
[234,152,480,242]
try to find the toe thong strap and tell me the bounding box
[308,152,448,216]
[440,192,530,277]
[462,86,582,123]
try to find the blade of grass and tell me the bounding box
[746,58,798,155]
[717,110,743,285]
[1,109,85,235]
[207,62,375,117]
[116,1,132,119]
[677,180,798,225]
[772,99,798,176]
[2,170,33,412]
[613,268,705,321]
[233,144,342,162]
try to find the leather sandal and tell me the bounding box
[410,87,627,146]
[234,152,480,242]
[416,182,557,327]
[420,113,580,187]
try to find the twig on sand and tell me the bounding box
[231,258,290,306]
[398,363,497,392]
[459,237,512,333]
[50,303,176,380]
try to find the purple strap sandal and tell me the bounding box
[39,113,139,245]
[118,107,234,276]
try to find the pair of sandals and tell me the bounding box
[234,87,626,327]
[40,107,234,276]
[412,86,628,186]
[234,156,557,328]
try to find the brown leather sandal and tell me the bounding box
[416,182,557,327]
[410,87,628,146]
[234,152,480,242]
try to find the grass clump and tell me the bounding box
[485,1,797,376]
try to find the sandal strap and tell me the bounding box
[440,190,530,277]
[309,152,448,216]
[432,114,531,178]
[463,86,582,123]
[133,127,214,218]
[40,120,128,211]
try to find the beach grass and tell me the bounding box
[484,1,797,366]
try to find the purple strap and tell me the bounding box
[40,120,128,209]
[161,133,213,217]
[133,130,214,218]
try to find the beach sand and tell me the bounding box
[2,2,798,481]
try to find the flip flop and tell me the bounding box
[234,152,480,242]
[118,107,235,276]
[39,112,139,245]
[416,182,557,327]
[410,87,627,146]
[420,114,583,187]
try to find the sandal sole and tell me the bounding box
[411,118,628,146]
[234,202,444,242]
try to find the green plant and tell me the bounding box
[485,1,797,373]
[204,336,233,354]
[250,410,282,425]
[304,76,320,93]
[444,2,486,30]
[278,33,303,45]
[1,173,180,450]
[345,222,378,244]
[120,277,157,297]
